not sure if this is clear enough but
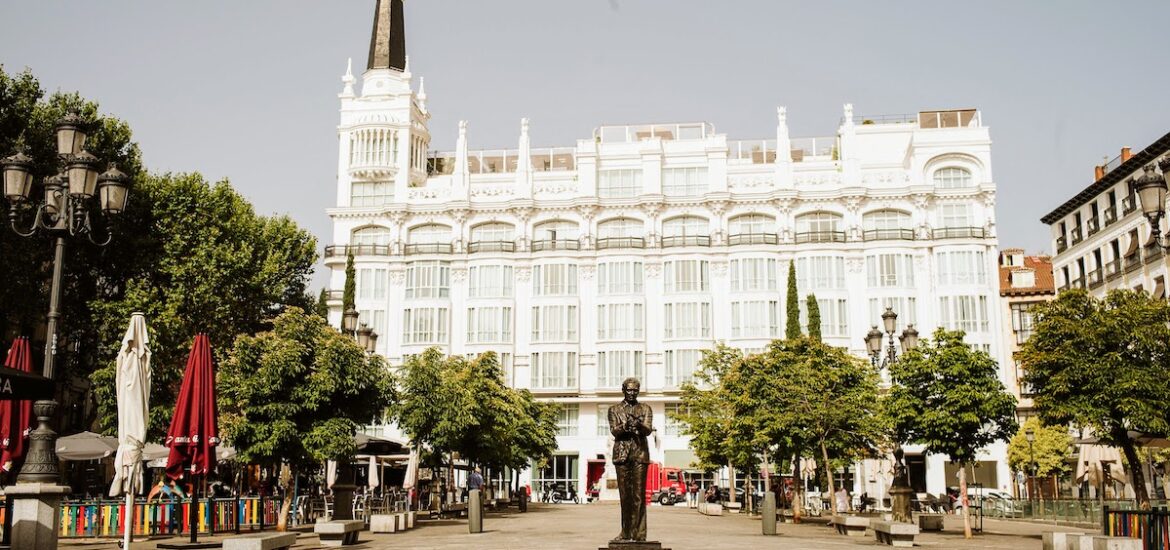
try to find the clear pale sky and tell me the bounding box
[4,1,1169,290]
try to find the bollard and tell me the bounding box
[469,489,483,534]
[762,492,777,536]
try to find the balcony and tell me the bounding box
[1056,236,1068,253]
[933,226,987,239]
[728,233,779,246]
[1070,227,1083,245]
[862,228,916,241]
[531,239,580,252]
[1088,268,1104,289]
[1123,195,1137,215]
[325,290,344,300]
[1104,206,1118,226]
[794,231,846,244]
[1105,259,1123,281]
[1087,217,1100,236]
[596,237,646,250]
[1144,243,1164,264]
[324,244,392,258]
[404,243,453,255]
[467,240,516,253]
[1125,253,1143,273]
[660,235,711,248]
[1070,277,1086,289]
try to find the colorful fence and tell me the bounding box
[1104,506,1170,550]
[57,496,283,538]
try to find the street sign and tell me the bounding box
[0,365,54,400]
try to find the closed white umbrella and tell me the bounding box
[367,456,380,490]
[109,313,151,550]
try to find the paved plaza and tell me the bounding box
[60,502,1090,550]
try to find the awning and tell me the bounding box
[1145,230,1159,247]
[1074,445,1129,485]
[1125,235,1140,257]
[1155,279,1166,300]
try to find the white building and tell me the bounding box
[328,0,1011,498]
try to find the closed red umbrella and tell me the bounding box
[0,337,34,474]
[164,333,219,543]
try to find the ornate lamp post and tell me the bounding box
[2,111,130,548]
[863,307,919,522]
[1131,158,1170,246]
[330,308,378,519]
[1025,428,1036,508]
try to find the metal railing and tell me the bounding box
[660,235,711,248]
[794,230,846,244]
[1071,277,1086,289]
[983,498,1141,526]
[1071,227,1084,244]
[1105,206,1119,226]
[1088,217,1101,236]
[863,228,916,241]
[324,244,392,258]
[849,113,918,125]
[467,240,516,253]
[1104,505,1170,549]
[404,243,454,255]
[1127,253,1144,272]
[1124,195,1138,215]
[595,237,645,250]
[1106,259,1123,280]
[531,239,580,252]
[728,233,778,246]
[1057,236,1068,253]
[933,226,987,239]
[1145,243,1164,264]
[1088,268,1105,288]
[57,496,283,538]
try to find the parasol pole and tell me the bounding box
[124,465,133,550]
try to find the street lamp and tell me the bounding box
[1025,428,1036,506]
[1131,158,1170,247]
[863,307,919,523]
[342,307,360,334]
[1,111,131,485]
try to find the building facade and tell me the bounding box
[328,0,1012,497]
[997,248,1055,419]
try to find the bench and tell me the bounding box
[723,501,742,513]
[872,520,920,547]
[832,515,870,537]
[370,513,398,533]
[223,533,299,550]
[1042,532,1086,550]
[697,502,723,516]
[315,519,365,547]
[1068,536,1141,550]
[917,513,945,531]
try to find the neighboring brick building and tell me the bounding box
[997,248,1055,419]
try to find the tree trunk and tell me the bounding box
[821,441,837,515]
[276,465,294,531]
[792,457,802,524]
[728,460,736,504]
[1118,435,1151,509]
[959,466,972,539]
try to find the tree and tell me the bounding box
[785,262,801,339]
[343,252,356,314]
[806,294,822,342]
[315,288,330,319]
[886,328,1017,537]
[1006,418,1072,499]
[1019,289,1170,509]
[218,307,394,530]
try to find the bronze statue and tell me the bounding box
[609,377,653,543]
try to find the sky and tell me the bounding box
[4,1,1170,290]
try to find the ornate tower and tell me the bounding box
[337,0,430,208]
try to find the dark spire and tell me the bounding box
[367,0,406,71]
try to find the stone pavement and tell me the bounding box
[59,502,1092,550]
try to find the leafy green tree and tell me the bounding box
[806,294,822,342]
[886,328,1017,537]
[1006,417,1072,498]
[785,262,801,339]
[315,288,329,319]
[218,307,394,530]
[343,252,356,314]
[1019,289,1170,508]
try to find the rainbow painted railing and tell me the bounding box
[1104,505,1170,550]
[57,496,283,538]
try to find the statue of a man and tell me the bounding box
[609,377,653,543]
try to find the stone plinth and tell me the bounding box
[601,542,671,550]
[917,513,945,531]
[1042,531,1086,550]
[1091,537,1143,550]
[832,515,870,537]
[4,482,71,550]
[872,520,920,547]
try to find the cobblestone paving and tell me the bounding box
[61,502,1091,550]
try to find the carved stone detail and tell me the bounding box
[644,262,662,279]
[450,267,468,283]
[579,265,596,280]
[845,257,865,274]
[710,261,729,277]
[515,266,532,281]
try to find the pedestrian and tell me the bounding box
[468,467,484,492]
[688,480,700,508]
[704,484,719,504]
[835,486,850,513]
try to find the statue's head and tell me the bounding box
[621,377,641,403]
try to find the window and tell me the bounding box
[409,223,451,244]
[663,167,708,196]
[934,167,974,189]
[597,218,644,239]
[533,220,579,242]
[405,261,450,298]
[867,297,917,331]
[938,295,990,333]
[597,303,645,340]
[664,402,686,436]
[863,210,912,231]
[466,306,512,344]
[350,181,394,207]
[730,258,778,291]
[731,300,780,338]
[597,405,612,436]
[1011,269,1036,288]
[1010,302,1036,344]
[357,268,388,300]
[936,250,988,285]
[663,302,711,339]
[470,222,515,243]
[664,260,709,293]
[665,350,703,388]
[531,305,578,342]
[729,213,774,235]
[795,211,843,233]
[938,204,973,228]
[357,309,386,340]
[799,298,848,337]
[352,226,391,246]
[533,264,578,296]
[598,169,642,198]
[866,254,915,287]
[468,265,513,298]
[598,261,644,294]
[531,352,578,389]
[597,350,645,389]
[662,216,708,238]
[402,307,449,344]
[795,256,846,290]
[556,404,579,436]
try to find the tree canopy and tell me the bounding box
[1006,417,1072,479]
[785,262,801,339]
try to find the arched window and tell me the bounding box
[469,222,516,253]
[352,226,391,246]
[662,216,710,247]
[596,218,645,250]
[406,224,453,254]
[933,167,973,189]
[862,210,913,241]
[795,211,844,243]
[532,220,580,251]
[728,214,777,245]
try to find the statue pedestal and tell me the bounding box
[5,483,71,550]
[602,542,671,550]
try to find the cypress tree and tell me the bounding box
[315,288,330,318]
[806,294,822,341]
[343,252,357,315]
[785,261,801,339]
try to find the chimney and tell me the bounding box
[1095,165,1105,180]
[1121,147,1132,162]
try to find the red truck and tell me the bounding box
[645,464,688,505]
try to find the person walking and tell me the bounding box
[688,480,700,509]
